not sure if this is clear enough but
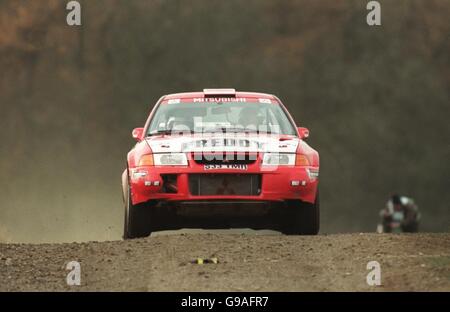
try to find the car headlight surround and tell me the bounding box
[153,153,188,166]
[262,153,296,166]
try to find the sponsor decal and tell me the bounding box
[147,136,299,154]
[167,99,181,104]
[192,138,261,148]
[193,97,247,102]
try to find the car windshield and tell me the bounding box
[147,101,297,136]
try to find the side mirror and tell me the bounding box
[132,127,144,141]
[298,127,310,139]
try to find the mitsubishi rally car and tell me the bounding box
[122,89,320,238]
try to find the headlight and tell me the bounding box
[262,153,296,166]
[153,153,188,166]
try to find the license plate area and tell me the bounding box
[203,164,248,170]
[189,174,261,196]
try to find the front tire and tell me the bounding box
[282,192,320,235]
[123,185,153,239]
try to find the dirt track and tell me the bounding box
[0,232,449,291]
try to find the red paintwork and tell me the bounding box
[122,90,319,207]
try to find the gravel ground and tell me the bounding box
[0,232,449,291]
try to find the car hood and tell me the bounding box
[145,134,299,153]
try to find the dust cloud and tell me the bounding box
[1,1,449,243]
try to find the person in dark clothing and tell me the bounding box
[378,194,420,233]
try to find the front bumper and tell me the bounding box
[128,158,318,206]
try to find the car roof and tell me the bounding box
[163,90,278,101]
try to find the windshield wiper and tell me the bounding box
[148,129,196,136]
[224,127,271,134]
[147,129,173,136]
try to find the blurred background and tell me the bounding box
[0,0,448,243]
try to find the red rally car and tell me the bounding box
[122,89,320,238]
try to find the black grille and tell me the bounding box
[192,153,257,165]
[189,174,261,196]
[161,174,178,193]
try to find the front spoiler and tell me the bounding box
[127,165,319,206]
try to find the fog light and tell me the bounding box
[291,180,300,186]
[153,181,160,186]
[307,168,319,179]
[132,171,148,179]
[144,181,152,186]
